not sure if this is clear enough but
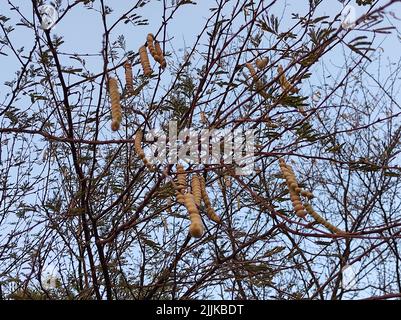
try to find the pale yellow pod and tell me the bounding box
[184,193,204,238]
[189,221,204,238]
[139,45,152,77]
[176,165,187,192]
[191,175,202,206]
[124,60,134,96]
[304,203,344,234]
[199,176,221,223]
[108,77,122,131]
[134,129,154,171]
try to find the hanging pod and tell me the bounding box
[191,175,202,207]
[277,64,299,94]
[146,33,157,58]
[139,45,152,77]
[304,203,345,235]
[184,193,204,238]
[124,59,134,96]
[108,77,122,131]
[176,164,187,192]
[134,129,154,171]
[245,62,269,99]
[199,176,221,223]
[154,40,167,69]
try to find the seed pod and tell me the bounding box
[279,158,306,218]
[200,111,207,124]
[245,62,258,82]
[154,40,166,69]
[108,77,122,131]
[304,203,345,234]
[245,62,268,99]
[255,57,268,70]
[176,165,187,192]
[176,191,185,204]
[146,33,157,58]
[278,64,299,94]
[301,190,314,199]
[134,129,154,171]
[199,176,221,223]
[184,193,204,238]
[124,60,134,96]
[191,175,202,206]
[139,45,152,77]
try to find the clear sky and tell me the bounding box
[1,0,401,96]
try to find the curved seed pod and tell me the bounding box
[184,193,204,238]
[154,40,167,69]
[124,60,134,96]
[278,64,299,94]
[146,33,157,58]
[139,45,152,77]
[134,129,154,171]
[199,176,221,223]
[108,77,122,131]
[191,175,202,206]
[255,57,268,70]
[304,203,344,234]
[176,164,187,192]
[301,190,314,199]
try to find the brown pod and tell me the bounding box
[139,45,152,77]
[278,64,299,94]
[301,190,314,199]
[245,62,258,82]
[124,60,134,96]
[147,33,157,57]
[135,129,143,155]
[154,40,166,68]
[176,191,185,204]
[296,210,307,218]
[256,57,268,70]
[108,77,122,131]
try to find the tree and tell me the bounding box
[1,0,401,300]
